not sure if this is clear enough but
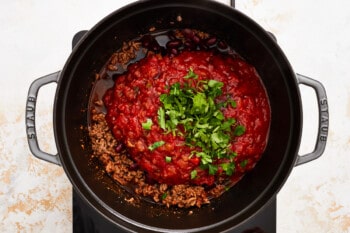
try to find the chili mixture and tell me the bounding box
[89,29,270,208]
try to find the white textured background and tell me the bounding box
[0,0,349,232]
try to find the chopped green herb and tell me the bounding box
[227,99,237,108]
[208,79,224,89]
[148,141,165,151]
[184,67,198,79]
[190,170,197,179]
[141,118,153,130]
[192,92,209,114]
[234,125,246,136]
[161,192,167,200]
[208,164,218,175]
[196,152,212,165]
[165,156,172,163]
[158,107,166,130]
[221,162,235,176]
[240,159,248,168]
[220,118,236,131]
[157,68,246,176]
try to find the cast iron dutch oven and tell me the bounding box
[26,0,329,232]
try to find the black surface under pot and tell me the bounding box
[25,0,329,232]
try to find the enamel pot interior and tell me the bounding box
[53,0,302,232]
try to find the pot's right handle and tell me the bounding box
[295,74,329,166]
[26,71,61,166]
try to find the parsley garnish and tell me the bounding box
[190,170,197,179]
[157,107,166,130]
[234,125,246,136]
[221,162,235,176]
[156,68,246,176]
[184,67,198,79]
[141,118,153,130]
[165,156,172,163]
[240,159,248,168]
[161,192,167,200]
[148,141,165,151]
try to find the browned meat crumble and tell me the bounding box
[89,110,226,208]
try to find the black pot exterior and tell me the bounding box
[54,0,302,232]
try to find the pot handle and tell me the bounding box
[295,74,329,166]
[26,71,61,166]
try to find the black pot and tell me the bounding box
[26,0,329,232]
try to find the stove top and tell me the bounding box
[72,2,276,232]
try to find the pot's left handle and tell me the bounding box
[26,71,61,166]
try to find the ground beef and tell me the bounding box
[89,110,210,208]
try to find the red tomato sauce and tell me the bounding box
[104,50,270,186]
